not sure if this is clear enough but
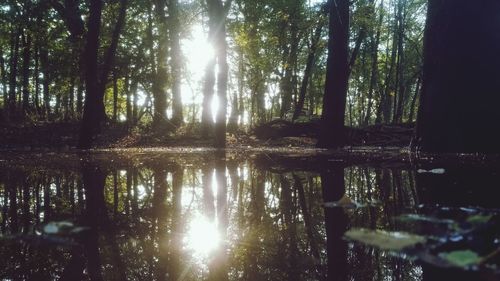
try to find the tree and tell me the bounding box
[416,0,500,153]
[203,0,231,147]
[79,0,128,148]
[317,0,350,148]
[169,0,183,126]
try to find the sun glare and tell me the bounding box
[184,215,220,257]
[181,24,218,121]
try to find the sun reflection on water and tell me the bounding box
[184,214,220,257]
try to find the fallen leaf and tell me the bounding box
[345,228,426,251]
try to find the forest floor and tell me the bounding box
[0,120,414,151]
[2,121,500,169]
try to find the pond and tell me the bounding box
[0,150,499,281]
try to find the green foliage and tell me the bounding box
[345,228,426,250]
[439,250,482,268]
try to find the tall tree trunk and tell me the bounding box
[201,9,217,138]
[214,7,229,148]
[8,27,21,120]
[152,0,169,131]
[40,46,50,118]
[381,7,399,124]
[125,70,132,126]
[169,0,183,126]
[21,34,32,117]
[78,0,103,149]
[76,79,83,117]
[317,0,350,148]
[112,70,118,122]
[132,79,138,124]
[416,0,500,153]
[280,2,300,119]
[408,75,420,123]
[0,48,7,116]
[321,166,348,281]
[293,19,324,121]
[33,43,40,114]
[79,0,127,148]
[364,0,384,126]
[393,0,406,123]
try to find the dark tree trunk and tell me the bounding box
[76,79,83,116]
[40,46,50,118]
[364,0,383,126]
[21,33,32,115]
[212,0,230,148]
[8,28,21,120]
[132,79,138,124]
[33,43,40,114]
[112,71,118,122]
[293,20,324,121]
[280,2,300,119]
[228,48,243,132]
[151,0,168,132]
[317,0,350,148]
[0,48,7,115]
[169,0,183,126]
[78,0,103,148]
[416,0,500,153]
[321,166,348,281]
[79,0,127,148]
[125,71,131,126]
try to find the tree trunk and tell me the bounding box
[317,0,350,148]
[416,0,500,153]
[79,0,127,148]
[40,46,50,118]
[214,7,229,148]
[21,32,32,115]
[201,8,217,138]
[8,27,21,120]
[112,71,118,122]
[293,19,324,121]
[33,43,40,114]
[280,2,300,118]
[228,48,243,132]
[0,48,7,116]
[321,166,348,281]
[169,0,183,126]
[78,0,103,148]
[151,0,168,131]
[364,0,383,126]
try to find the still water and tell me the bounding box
[0,151,499,281]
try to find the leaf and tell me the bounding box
[466,215,492,225]
[345,228,426,251]
[439,250,481,267]
[324,195,362,208]
[42,221,75,234]
[397,214,456,225]
[417,168,446,174]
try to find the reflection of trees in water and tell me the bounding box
[0,163,424,281]
[343,167,421,281]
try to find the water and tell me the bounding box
[0,151,499,281]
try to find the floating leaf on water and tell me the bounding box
[345,228,426,251]
[324,195,362,208]
[397,214,456,225]
[42,221,75,234]
[70,226,90,234]
[417,168,446,174]
[439,250,481,268]
[466,214,493,225]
